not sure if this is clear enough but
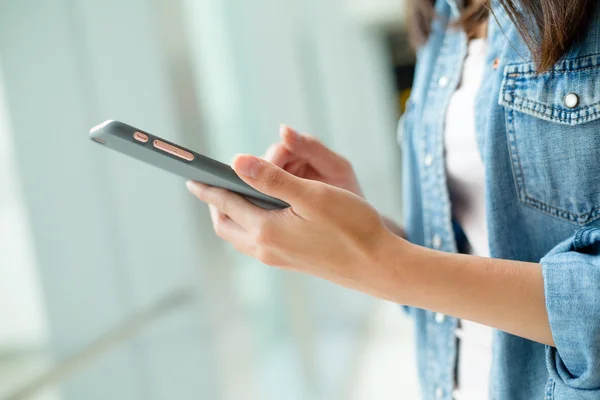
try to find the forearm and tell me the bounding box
[380,234,554,346]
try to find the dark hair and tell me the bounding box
[409,0,595,72]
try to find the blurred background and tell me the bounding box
[0,0,418,399]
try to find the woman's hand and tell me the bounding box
[263,125,364,197]
[263,125,404,238]
[186,154,402,297]
[187,155,555,347]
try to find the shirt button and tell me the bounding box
[492,58,500,70]
[564,93,579,109]
[435,386,444,399]
[432,234,442,249]
[435,312,446,324]
[424,153,434,167]
[438,76,449,88]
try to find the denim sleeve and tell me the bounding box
[541,227,600,393]
[398,112,418,317]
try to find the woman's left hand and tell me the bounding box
[186,154,401,295]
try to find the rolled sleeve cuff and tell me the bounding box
[541,227,600,393]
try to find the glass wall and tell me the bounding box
[0,0,418,399]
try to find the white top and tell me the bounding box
[444,38,494,400]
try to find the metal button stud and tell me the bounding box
[435,386,444,399]
[438,76,449,88]
[564,93,579,109]
[435,312,446,324]
[424,153,434,167]
[432,234,442,249]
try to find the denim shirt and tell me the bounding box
[400,0,600,399]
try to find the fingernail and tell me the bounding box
[281,124,301,143]
[187,181,208,199]
[279,124,287,136]
[235,156,261,178]
[230,153,241,164]
[186,180,196,193]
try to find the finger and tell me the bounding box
[208,205,234,228]
[280,125,349,174]
[264,143,294,168]
[285,159,309,177]
[208,206,256,255]
[187,181,266,230]
[231,155,310,204]
[263,144,277,161]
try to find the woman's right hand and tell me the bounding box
[260,125,405,238]
[262,125,364,198]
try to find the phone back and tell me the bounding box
[89,120,288,210]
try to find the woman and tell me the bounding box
[187,0,600,398]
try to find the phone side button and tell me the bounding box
[153,140,195,162]
[133,132,149,143]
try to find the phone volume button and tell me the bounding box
[153,140,195,162]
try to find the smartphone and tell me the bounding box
[89,120,288,210]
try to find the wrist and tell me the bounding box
[368,229,424,304]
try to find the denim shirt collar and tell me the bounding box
[445,0,462,18]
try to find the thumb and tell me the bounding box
[232,154,306,203]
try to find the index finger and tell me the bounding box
[264,143,295,168]
[280,126,347,174]
[186,181,266,232]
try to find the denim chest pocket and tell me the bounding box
[499,54,600,225]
